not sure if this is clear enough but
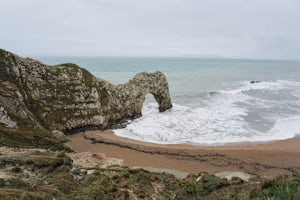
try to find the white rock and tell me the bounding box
[214,171,252,182]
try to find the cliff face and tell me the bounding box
[0,49,172,132]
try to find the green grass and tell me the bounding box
[0,153,300,200]
[58,63,80,69]
[81,68,94,87]
[250,176,300,200]
[99,88,109,106]
[0,151,73,200]
[58,63,95,88]
[0,128,72,152]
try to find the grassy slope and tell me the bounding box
[0,128,72,152]
[0,150,299,200]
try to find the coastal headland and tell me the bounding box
[1,49,300,199]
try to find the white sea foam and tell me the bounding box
[114,80,300,145]
[265,117,300,138]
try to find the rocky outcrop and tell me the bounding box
[67,152,123,169]
[52,130,69,143]
[0,49,172,132]
[0,107,17,128]
[250,80,262,84]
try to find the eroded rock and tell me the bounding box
[52,130,69,143]
[214,171,252,182]
[67,152,123,168]
[0,107,17,128]
[0,49,172,132]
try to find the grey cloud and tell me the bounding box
[0,0,300,60]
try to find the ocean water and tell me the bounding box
[38,57,300,145]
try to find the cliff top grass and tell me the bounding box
[0,128,72,152]
[58,63,81,68]
[58,63,94,87]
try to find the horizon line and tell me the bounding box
[3,48,298,62]
[30,54,300,63]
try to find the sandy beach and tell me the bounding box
[66,130,300,178]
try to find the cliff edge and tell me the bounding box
[0,49,172,132]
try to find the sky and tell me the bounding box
[0,0,300,60]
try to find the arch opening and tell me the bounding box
[142,93,159,115]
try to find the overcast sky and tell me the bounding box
[0,0,300,60]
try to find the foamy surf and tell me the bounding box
[114,80,300,145]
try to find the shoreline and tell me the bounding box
[66,130,300,178]
[83,130,300,154]
[114,131,300,147]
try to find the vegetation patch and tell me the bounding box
[0,150,300,200]
[0,128,72,152]
[99,87,109,106]
[250,176,300,200]
[81,68,94,88]
[58,63,95,87]
[58,63,81,69]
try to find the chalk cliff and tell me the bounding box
[0,49,172,132]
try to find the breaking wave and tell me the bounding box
[114,80,300,145]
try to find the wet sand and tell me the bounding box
[66,130,300,178]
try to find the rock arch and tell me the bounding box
[130,71,172,113]
[0,49,172,132]
[111,71,172,118]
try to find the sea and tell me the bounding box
[38,56,300,145]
